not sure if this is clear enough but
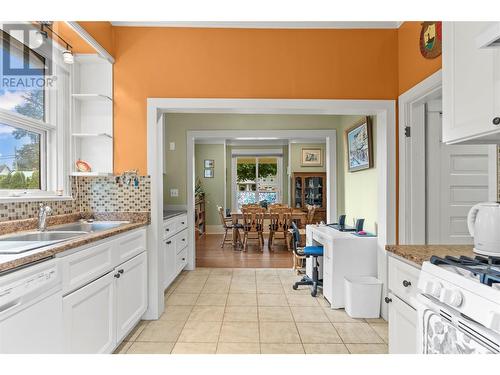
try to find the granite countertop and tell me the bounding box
[163,209,187,220]
[385,244,475,266]
[0,212,149,274]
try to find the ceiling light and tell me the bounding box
[62,46,74,64]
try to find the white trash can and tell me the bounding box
[344,276,382,318]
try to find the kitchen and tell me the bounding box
[1,7,500,371]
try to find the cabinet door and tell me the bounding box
[388,293,418,354]
[115,252,148,342]
[63,271,116,354]
[163,236,176,288]
[443,22,500,144]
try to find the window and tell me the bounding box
[232,153,282,210]
[0,122,42,189]
[0,30,46,121]
[0,25,69,198]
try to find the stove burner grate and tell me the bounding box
[430,255,500,286]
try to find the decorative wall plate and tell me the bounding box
[420,21,442,59]
[76,159,92,172]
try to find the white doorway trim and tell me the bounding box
[146,98,396,320]
[398,70,498,244]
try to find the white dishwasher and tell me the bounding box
[0,258,63,353]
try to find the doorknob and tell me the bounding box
[402,280,412,287]
[384,297,392,303]
[493,117,500,126]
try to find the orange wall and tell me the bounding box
[398,21,442,94]
[52,21,95,53]
[113,27,399,174]
[77,22,115,56]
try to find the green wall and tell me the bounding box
[195,144,225,226]
[290,143,326,173]
[163,113,378,233]
[340,116,378,233]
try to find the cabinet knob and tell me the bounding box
[402,280,412,288]
[182,238,186,242]
[118,269,124,274]
[493,117,500,126]
[181,221,185,225]
[384,297,392,304]
[166,228,170,232]
[182,258,186,261]
[166,240,172,244]
[114,273,121,278]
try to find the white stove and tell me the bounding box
[416,255,500,354]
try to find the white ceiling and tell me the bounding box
[111,21,402,29]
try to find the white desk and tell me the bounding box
[306,225,378,309]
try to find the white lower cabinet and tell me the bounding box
[387,256,420,354]
[388,293,418,354]
[61,228,148,353]
[163,214,189,289]
[63,271,116,354]
[116,252,148,342]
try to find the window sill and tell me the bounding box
[0,195,74,203]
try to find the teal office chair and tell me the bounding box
[290,222,323,297]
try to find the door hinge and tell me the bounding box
[404,126,411,138]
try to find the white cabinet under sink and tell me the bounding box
[443,22,500,144]
[63,271,116,354]
[60,228,147,353]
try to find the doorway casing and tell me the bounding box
[146,98,396,320]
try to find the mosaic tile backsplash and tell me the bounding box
[0,176,150,222]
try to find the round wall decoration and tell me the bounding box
[419,21,442,59]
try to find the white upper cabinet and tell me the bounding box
[443,22,500,144]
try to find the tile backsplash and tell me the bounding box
[0,176,150,222]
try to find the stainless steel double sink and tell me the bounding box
[0,221,130,255]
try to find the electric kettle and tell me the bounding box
[467,202,500,256]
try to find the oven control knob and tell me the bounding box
[441,289,463,307]
[426,281,442,298]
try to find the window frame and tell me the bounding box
[0,23,70,201]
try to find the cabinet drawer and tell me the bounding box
[388,256,420,308]
[164,219,178,239]
[115,229,146,265]
[176,247,188,274]
[61,241,115,295]
[177,214,188,232]
[175,229,188,254]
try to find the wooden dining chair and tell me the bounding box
[218,206,242,248]
[268,207,292,250]
[306,205,318,225]
[241,207,265,252]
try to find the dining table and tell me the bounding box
[229,209,307,248]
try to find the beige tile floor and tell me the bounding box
[114,268,388,354]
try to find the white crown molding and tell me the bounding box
[111,21,401,29]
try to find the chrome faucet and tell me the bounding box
[38,203,53,231]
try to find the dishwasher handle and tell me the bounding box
[0,299,22,315]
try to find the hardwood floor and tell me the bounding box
[196,234,293,268]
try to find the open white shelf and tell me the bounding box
[71,54,114,176]
[72,133,113,139]
[72,93,112,102]
[70,171,114,177]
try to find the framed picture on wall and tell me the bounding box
[301,148,323,167]
[346,117,373,172]
[204,168,214,178]
[204,159,214,168]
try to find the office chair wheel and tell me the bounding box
[311,289,317,297]
[292,284,298,290]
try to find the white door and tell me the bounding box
[63,271,116,354]
[115,252,148,342]
[426,100,489,244]
[388,294,417,354]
